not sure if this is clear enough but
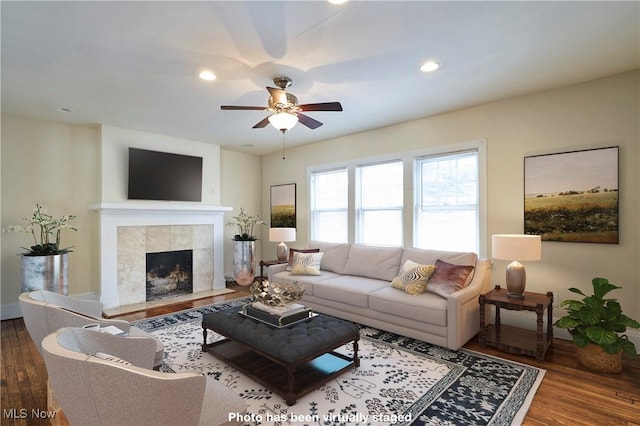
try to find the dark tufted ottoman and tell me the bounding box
[202,306,359,405]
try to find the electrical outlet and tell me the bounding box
[552,291,559,307]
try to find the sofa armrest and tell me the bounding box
[446,258,492,349]
[267,263,288,282]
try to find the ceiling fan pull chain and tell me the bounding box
[281,131,286,160]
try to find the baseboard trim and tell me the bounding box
[1,303,22,320]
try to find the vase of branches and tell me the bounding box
[3,204,77,294]
[227,208,266,287]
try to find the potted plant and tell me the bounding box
[226,208,266,286]
[3,204,77,294]
[554,277,640,373]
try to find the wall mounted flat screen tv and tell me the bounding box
[128,148,203,202]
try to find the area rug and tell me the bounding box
[133,298,545,426]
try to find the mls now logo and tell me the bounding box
[3,409,56,419]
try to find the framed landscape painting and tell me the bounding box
[270,183,296,228]
[524,146,619,244]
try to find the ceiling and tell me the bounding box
[2,1,639,156]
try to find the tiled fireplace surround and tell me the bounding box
[92,203,231,311]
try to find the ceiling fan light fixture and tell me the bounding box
[268,112,298,132]
[198,70,216,81]
[420,60,440,73]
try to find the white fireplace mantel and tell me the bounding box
[91,202,232,309]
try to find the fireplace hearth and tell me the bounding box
[146,249,193,301]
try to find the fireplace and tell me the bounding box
[92,202,231,309]
[146,249,193,301]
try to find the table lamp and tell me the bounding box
[491,234,541,299]
[269,228,297,262]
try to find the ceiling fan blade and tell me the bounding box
[221,105,266,111]
[299,102,343,112]
[267,87,287,105]
[252,116,271,129]
[297,113,323,129]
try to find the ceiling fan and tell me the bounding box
[221,77,343,132]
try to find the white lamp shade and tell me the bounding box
[492,234,541,261]
[268,112,298,131]
[269,227,296,243]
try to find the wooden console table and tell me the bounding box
[478,285,553,361]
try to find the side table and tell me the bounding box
[259,259,286,282]
[478,285,553,361]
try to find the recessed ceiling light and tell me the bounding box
[328,0,349,4]
[420,60,440,73]
[198,70,216,81]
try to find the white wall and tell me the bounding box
[1,115,100,313]
[220,150,263,275]
[260,71,640,338]
[1,119,260,317]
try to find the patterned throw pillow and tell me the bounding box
[426,259,475,298]
[390,260,437,295]
[291,252,324,275]
[287,248,320,271]
[94,352,132,366]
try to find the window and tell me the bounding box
[308,140,486,255]
[356,161,403,246]
[310,168,348,243]
[414,150,479,252]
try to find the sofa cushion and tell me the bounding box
[272,270,342,296]
[291,252,324,275]
[401,248,477,282]
[390,260,437,295]
[369,286,448,327]
[309,241,351,273]
[312,276,389,308]
[426,259,475,298]
[287,248,320,271]
[343,244,403,281]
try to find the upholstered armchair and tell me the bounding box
[19,290,164,368]
[42,328,246,426]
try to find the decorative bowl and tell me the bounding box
[250,280,304,306]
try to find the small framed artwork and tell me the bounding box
[270,183,296,228]
[524,146,619,243]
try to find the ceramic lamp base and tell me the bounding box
[506,260,526,299]
[276,242,288,262]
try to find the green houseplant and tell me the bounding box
[554,277,639,373]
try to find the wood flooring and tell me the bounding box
[2,287,638,426]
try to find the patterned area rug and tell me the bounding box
[133,298,545,425]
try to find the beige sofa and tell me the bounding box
[268,241,491,350]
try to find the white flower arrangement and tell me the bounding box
[226,207,266,241]
[3,204,77,255]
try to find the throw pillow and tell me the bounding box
[291,251,324,276]
[426,259,475,298]
[390,260,437,295]
[94,352,133,366]
[286,248,320,271]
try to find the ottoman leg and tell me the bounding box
[286,365,296,406]
[202,328,208,351]
[353,337,360,367]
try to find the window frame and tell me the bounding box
[307,139,487,256]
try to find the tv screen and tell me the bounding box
[128,148,203,202]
